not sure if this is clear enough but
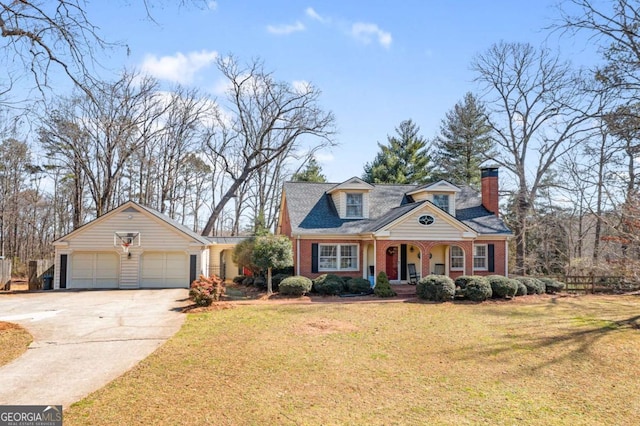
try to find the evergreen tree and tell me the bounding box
[291,157,327,182]
[432,92,494,188]
[362,119,431,184]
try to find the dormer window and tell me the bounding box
[346,193,363,217]
[433,194,450,213]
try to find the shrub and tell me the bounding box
[539,278,565,294]
[347,277,372,294]
[271,273,291,292]
[341,276,354,287]
[312,274,345,295]
[242,276,254,286]
[515,277,545,295]
[232,275,246,285]
[486,275,517,299]
[374,271,396,297]
[189,275,225,306]
[279,276,313,296]
[515,280,528,296]
[253,276,266,289]
[454,275,480,290]
[464,277,492,302]
[417,275,456,302]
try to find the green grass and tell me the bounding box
[64,295,640,425]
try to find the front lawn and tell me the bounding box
[65,295,640,425]
[0,322,32,366]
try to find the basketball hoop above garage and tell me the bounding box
[51,200,211,290]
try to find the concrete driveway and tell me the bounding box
[0,289,188,408]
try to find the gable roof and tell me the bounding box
[53,200,211,245]
[282,181,511,236]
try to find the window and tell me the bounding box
[450,246,464,270]
[474,244,487,270]
[433,194,450,212]
[346,193,363,217]
[418,214,435,226]
[319,244,358,271]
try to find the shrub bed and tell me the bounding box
[417,275,456,302]
[312,274,345,295]
[514,277,546,295]
[486,275,517,299]
[459,276,492,302]
[279,276,313,296]
[374,272,396,297]
[539,278,565,294]
[347,278,372,294]
[515,280,528,296]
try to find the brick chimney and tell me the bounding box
[481,167,499,216]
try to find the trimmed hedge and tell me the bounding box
[486,275,517,299]
[271,273,291,292]
[312,274,345,295]
[515,280,528,296]
[232,275,246,285]
[460,276,492,302]
[347,278,372,294]
[417,275,456,302]
[454,275,480,290]
[539,277,565,294]
[514,277,546,295]
[374,271,396,297]
[279,276,313,296]
[253,276,266,289]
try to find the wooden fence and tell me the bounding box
[564,275,625,294]
[0,259,10,291]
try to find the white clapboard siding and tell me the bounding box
[66,210,198,251]
[119,252,140,289]
[388,209,467,240]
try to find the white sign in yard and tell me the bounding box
[0,310,63,322]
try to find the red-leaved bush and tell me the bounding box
[189,275,225,306]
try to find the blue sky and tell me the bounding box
[81,0,598,182]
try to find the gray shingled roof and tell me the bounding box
[283,181,512,236]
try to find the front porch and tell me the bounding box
[362,241,475,284]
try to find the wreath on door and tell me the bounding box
[386,247,397,256]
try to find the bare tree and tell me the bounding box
[40,72,169,217]
[472,41,598,274]
[201,56,336,236]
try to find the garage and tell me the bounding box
[140,252,188,288]
[70,252,119,289]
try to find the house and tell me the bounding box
[277,167,512,283]
[51,200,242,290]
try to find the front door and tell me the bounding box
[385,246,398,280]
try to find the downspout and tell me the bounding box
[296,235,300,276]
[373,237,377,285]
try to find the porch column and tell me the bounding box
[463,241,474,276]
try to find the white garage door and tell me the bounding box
[140,252,188,288]
[70,252,119,289]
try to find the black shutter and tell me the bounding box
[189,255,197,284]
[311,243,319,273]
[488,244,495,273]
[60,254,67,289]
[400,244,407,280]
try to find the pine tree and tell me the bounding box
[362,119,431,184]
[291,157,327,182]
[432,93,494,188]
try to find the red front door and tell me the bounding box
[385,246,398,280]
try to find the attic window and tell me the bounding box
[346,193,363,217]
[433,194,449,212]
[418,214,435,226]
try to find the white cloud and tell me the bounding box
[351,22,392,49]
[266,21,305,35]
[207,1,218,11]
[305,7,326,23]
[141,50,218,84]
